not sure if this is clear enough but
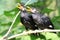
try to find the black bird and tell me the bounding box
[26,7,55,30]
[17,4,40,35]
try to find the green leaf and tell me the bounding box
[42,32,59,40]
[52,16,60,29]
[0,0,18,15]
[41,8,54,14]
[4,8,19,17]
[20,35,31,40]
[28,0,45,8]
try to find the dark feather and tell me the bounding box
[20,10,40,35]
[30,8,55,30]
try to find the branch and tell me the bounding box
[24,0,31,6]
[8,30,60,40]
[0,11,20,40]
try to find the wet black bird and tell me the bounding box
[26,7,55,30]
[17,4,39,32]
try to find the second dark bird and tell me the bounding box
[26,7,55,30]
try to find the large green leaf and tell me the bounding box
[42,32,59,40]
[0,0,17,15]
[52,16,60,29]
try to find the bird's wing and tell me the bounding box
[41,15,54,29]
[28,14,36,26]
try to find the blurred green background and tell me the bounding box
[0,0,60,40]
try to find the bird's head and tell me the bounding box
[26,6,37,13]
[17,3,26,11]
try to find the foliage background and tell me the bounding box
[0,0,60,40]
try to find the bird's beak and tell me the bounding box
[26,6,32,12]
[17,3,24,10]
